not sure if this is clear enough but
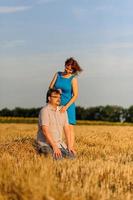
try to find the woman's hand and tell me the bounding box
[57,89,62,94]
[60,106,67,113]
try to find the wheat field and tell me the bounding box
[0,123,133,200]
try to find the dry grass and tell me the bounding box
[0,123,133,200]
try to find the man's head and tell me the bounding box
[46,89,61,106]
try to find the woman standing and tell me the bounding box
[49,57,82,150]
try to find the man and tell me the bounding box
[36,88,76,159]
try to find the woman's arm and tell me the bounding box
[60,77,78,112]
[49,73,58,89]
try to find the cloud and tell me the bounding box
[0,0,59,14]
[0,6,31,14]
[0,40,26,48]
[95,5,112,11]
[72,8,89,19]
[72,4,113,19]
[36,0,58,3]
[95,42,133,50]
[27,0,59,5]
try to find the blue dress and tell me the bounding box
[54,72,76,125]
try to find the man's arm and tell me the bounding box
[64,125,76,155]
[42,125,62,158]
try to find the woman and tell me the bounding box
[49,57,82,150]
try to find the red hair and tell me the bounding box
[65,57,82,75]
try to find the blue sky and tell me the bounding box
[0,0,133,109]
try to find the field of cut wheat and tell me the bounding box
[0,123,133,200]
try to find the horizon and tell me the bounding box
[0,103,132,110]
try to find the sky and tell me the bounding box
[0,0,133,109]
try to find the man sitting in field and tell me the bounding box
[36,89,76,160]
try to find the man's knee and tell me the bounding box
[38,145,53,155]
[61,148,76,159]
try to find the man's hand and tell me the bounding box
[53,145,62,159]
[68,146,76,156]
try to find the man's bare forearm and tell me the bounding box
[64,125,71,149]
[41,125,62,158]
[64,125,76,155]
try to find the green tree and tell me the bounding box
[100,105,125,122]
[126,106,133,122]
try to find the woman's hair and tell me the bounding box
[65,57,82,75]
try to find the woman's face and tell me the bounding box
[65,65,73,75]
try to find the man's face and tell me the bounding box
[49,92,61,106]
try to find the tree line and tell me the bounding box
[0,105,133,122]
